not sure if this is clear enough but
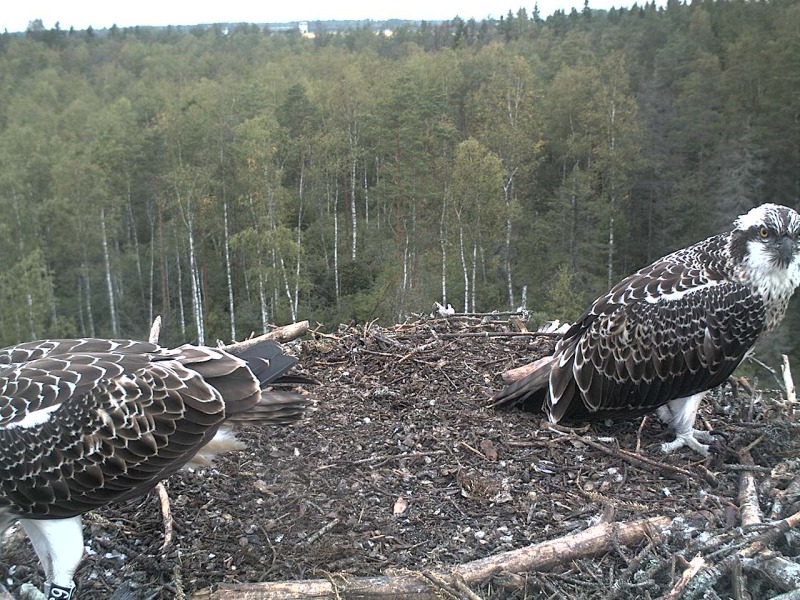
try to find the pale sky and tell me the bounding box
[2,0,656,33]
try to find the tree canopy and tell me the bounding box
[0,1,798,367]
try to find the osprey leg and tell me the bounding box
[19,516,83,600]
[657,392,713,456]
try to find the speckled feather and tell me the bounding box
[493,203,800,423]
[0,338,308,520]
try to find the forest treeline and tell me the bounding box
[0,0,799,367]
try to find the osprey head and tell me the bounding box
[731,204,800,271]
[731,203,800,294]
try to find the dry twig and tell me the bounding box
[156,482,173,551]
[664,553,706,600]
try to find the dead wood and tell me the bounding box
[573,433,718,486]
[220,321,310,351]
[501,354,555,383]
[782,354,797,418]
[148,316,162,344]
[683,509,800,599]
[664,554,706,600]
[438,331,561,339]
[191,515,670,599]
[741,553,800,592]
[738,449,762,527]
[155,482,173,551]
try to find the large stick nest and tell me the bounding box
[3,315,800,599]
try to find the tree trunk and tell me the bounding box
[185,203,204,345]
[293,198,303,322]
[175,244,187,341]
[279,252,297,323]
[470,242,477,313]
[459,223,468,313]
[607,212,615,288]
[502,169,518,309]
[82,263,95,337]
[76,276,86,337]
[100,208,119,337]
[440,187,448,306]
[147,199,156,329]
[25,293,35,340]
[332,181,340,306]
[126,186,145,310]
[363,163,370,226]
[258,272,268,333]
[157,193,169,327]
[223,197,236,342]
[350,150,358,262]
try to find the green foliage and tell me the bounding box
[0,5,798,371]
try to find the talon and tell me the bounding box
[691,429,714,444]
[19,583,47,600]
[661,430,711,456]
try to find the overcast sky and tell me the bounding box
[2,0,659,33]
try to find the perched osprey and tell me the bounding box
[0,337,313,600]
[493,203,800,455]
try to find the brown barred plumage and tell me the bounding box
[0,337,313,599]
[493,203,800,455]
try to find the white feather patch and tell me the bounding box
[744,240,800,299]
[734,203,784,230]
[187,426,246,468]
[2,403,61,429]
[643,280,719,304]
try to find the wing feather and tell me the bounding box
[0,337,302,519]
[542,235,765,422]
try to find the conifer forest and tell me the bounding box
[1,1,799,367]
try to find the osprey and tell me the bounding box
[0,337,313,600]
[493,203,800,455]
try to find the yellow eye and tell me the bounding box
[759,226,769,239]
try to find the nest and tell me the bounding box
[3,315,800,599]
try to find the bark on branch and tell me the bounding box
[191,515,670,599]
[220,321,309,352]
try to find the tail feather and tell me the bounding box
[232,339,298,387]
[188,340,315,468]
[271,373,318,386]
[228,390,315,425]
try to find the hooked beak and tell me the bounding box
[777,235,795,265]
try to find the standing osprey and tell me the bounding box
[0,337,313,600]
[493,203,800,455]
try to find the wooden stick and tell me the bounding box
[190,515,671,599]
[149,316,162,344]
[782,354,797,419]
[576,434,718,487]
[439,331,562,339]
[156,482,174,551]
[501,355,555,384]
[738,449,762,527]
[664,553,706,600]
[220,321,309,351]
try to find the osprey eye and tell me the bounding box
[758,226,769,239]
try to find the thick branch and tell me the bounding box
[220,321,309,352]
[502,355,555,383]
[738,449,762,527]
[191,515,670,599]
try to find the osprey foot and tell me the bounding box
[660,429,714,456]
[20,582,76,600]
